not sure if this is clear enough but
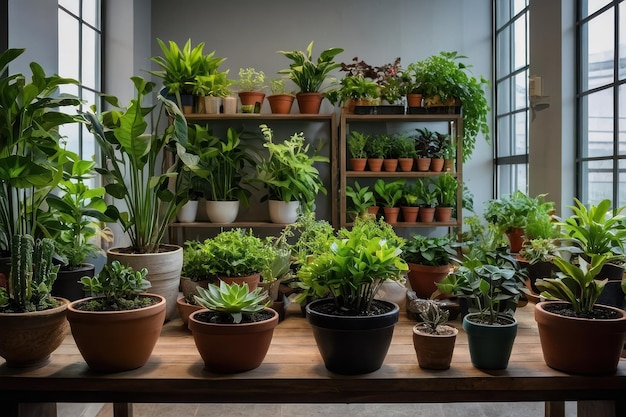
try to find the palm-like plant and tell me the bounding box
[277,41,344,93]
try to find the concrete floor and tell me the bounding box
[57,402,578,417]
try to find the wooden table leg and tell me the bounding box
[578,400,614,417]
[545,401,564,417]
[113,403,133,417]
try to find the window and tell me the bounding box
[577,0,626,206]
[494,0,530,197]
[57,0,102,162]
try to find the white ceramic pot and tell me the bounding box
[268,200,300,224]
[177,200,198,223]
[205,200,240,223]
[204,96,222,114]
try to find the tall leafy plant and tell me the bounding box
[0,48,81,256]
[277,41,344,93]
[80,76,190,254]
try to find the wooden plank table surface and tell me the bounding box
[1,301,625,417]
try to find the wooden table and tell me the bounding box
[1,302,625,417]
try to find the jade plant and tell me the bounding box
[194,280,269,324]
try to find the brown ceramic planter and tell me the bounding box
[267,94,294,114]
[382,207,400,224]
[176,297,203,327]
[401,206,419,223]
[367,158,383,172]
[416,157,431,172]
[419,207,436,222]
[238,91,265,113]
[296,92,323,114]
[413,323,458,370]
[219,272,261,291]
[407,263,452,299]
[349,158,367,171]
[430,158,444,172]
[383,158,398,172]
[398,158,414,172]
[506,227,525,253]
[435,206,453,222]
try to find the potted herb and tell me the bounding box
[237,67,267,113]
[433,172,458,222]
[254,124,329,223]
[267,78,295,114]
[364,133,386,172]
[535,253,626,375]
[417,178,438,222]
[327,75,380,113]
[297,217,409,374]
[412,299,458,370]
[400,181,422,223]
[277,41,344,113]
[80,76,192,321]
[188,281,278,373]
[0,235,69,368]
[402,234,455,299]
[66,261,165,372]
[395,132,416,172]
[345,181,376,220]
[374,179,405,224]
[347,131,368,171]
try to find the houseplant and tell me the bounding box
[364,133,386,172]
[345,181,376,220]
[414,127,438,171]
[412,299,458,370]
[66,260,165,372]
[277,41,344,113]
[374,179,405,224]
[402,234,455,299]
[237,67,267,113]
[405,51,490,162]
[534,253,626,375]
[267,78,295,114]
[433,172,458,222]
[400,181,422,223]
[395,132,416,172]
[254,124,329,223]
[188,280,278,373]
[297,217,408,374]
[0,234,69,368]
[347,131,368,171]
[80,76,191,320]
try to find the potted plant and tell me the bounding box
[277,41,344,114]
[433,172,458,222]
[395,132,416,172]
[400,181,422,223]
[267,78,295,114]
[188,281,278,373]
[190,63,232,114]
[0,48,81,274]
[435,132,455,172]
[297,217,409,374]
[436,247,526,370]
[364,133,386,172]
[327,75,380,114]
[0,235,69,368]
[402,234,455,299]
[417,179,438,223]
[237,67,267,113]
[66,260,166,372]
[44,154,114,301]
[405,51,490,162]
[374,179,405,224]
[345,181,376,220]
[414,127,437,171]
[254,124,329,223]
[412,299,458,370]
[381,133,400,172]
[347,131,368,171]
[535,253,626,375]
[80,76,192,321]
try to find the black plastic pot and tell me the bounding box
[597,263,625,309]
[305,298,399,375]
[52,263,94,301]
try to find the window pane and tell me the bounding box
[497,116,512,157]
[583,0,610,18]
[82,0,99,27]
[514,112,527,154]
[60,122,80,155]
[58,11,79,80]
[513,0,528,16]
[513,15,528,71]
[619,1,626,81]
[583,9,614,91]
[581,88,614,158]
[81,28,99,90]
[59,0,79,15]
[618,83,626,154]
[497,164,527,196]
[619,159,626,207]
[497,78,512,114]
[583,159,614,205]
[496,26,512,75]
[514,71,528,111]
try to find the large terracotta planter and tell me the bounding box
[267,94,294,114]
[412,323,458,370]
[306,298,399,375]
[296,92,323,114]
[107,245,183,321]
[534,301,626,375]
[463,313,517,370]
[418,207,436,223]
[0,297,69,368]
[407,263,451,299]
[416,157,431,172]
[67,294,166,372]
[430,158,444,172]
[189,307,279,373]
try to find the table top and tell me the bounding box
[1,301,625,404]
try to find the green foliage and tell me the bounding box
[484,191,554,235]
[364,134,387,159]
[347,131,368,159]
[402,234,455,266]
[0,48,81,256]
[415,127,439,158]
[80,76,191,254]
[345,181,376,217]
[326,75,380,106]
[277,41,344,93]
[435,133,455,159]
[185,229,275,280]
[374,179,405,208]
[394,132,416,159]
[270,78,292,95]
[194,280,269,324]
[237,67,267,92]
[0,234,60,312]
[79,260,152,311]
[417,299,450,334]
[297,217,408,315]
[536,254,609,314]
[518,238,573,264]
[434,173,458,207]
[280,213,335,267]
[402,180,424,207]
[255,124,329,213]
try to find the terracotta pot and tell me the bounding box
[176,297,203,327]
[407,263,451,299]
[506,227,525,253]
[0,297,69,369]
[267,94,294,114]
[383,158,398,172]
[435,206,453,222]
[398,158,414,172]
[107,245,183,321]
[296,92,323,114]
[349,158,367,171]
[238,91,265,113]
[430,158,444,172]
[67,294,166,372]
[406,93,423,107]
[416,157,431,172]
[412,324,458,370]
[382,207,400,224]
[189,307,279,373]
[401,206,419,223]
[534,301,626,375]
[179,277,211,300]
[419,207,436,223]
[205,200,239,223]
[219,272,261,291]
[367,158,383,172]
[367,206,380,217]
